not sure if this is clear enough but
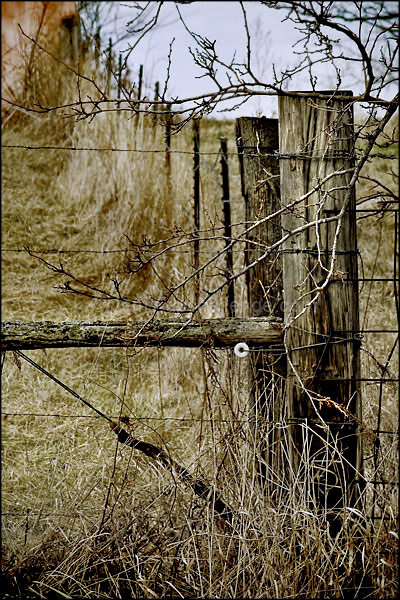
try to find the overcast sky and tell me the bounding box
[113,1,298,117]
[96,1,396,119]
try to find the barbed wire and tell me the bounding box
[2,241,398,257]
[1,247,226,255]
[1,247,143,254]
[2,143,398,161]
[1,412,398,432]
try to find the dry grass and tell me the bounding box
[1,49,398,599]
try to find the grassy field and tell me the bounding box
[1,54,398,599]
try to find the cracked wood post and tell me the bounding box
[236,117,285,491]
[279,92,362,531]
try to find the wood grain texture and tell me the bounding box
[236,117,286,489]
[1,318,283,351]
[279,92,362,518]
[236,117,282,317]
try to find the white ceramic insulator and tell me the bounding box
[234,342,249,358]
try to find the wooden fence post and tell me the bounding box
[236,117,285,490]
[152,81,160,127]
[117,53,122,101]
[106,37,112,95]
[94,27,100,71]
[165,105,172,199]
[193,119,201,306]
[137,64,143,102]
[135,64,143,124]
[279,92,362,531]
[220,137,235,317]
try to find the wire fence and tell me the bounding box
[1,106,399,561]
[2,143,398,161]
[2,8,399,590]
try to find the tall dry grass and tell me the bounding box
[1,38,398,599]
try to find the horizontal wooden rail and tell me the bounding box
[1,318,283,351]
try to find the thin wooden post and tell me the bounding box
[220,137,235,317]
[165,105,172,152]
[236,117,285,490]
[153,81,160,126]
[135,64,143,123]
[137,64,143,102]
[279,92,362,531]
[94,27,101,70]
[193,119,201,305]
[117,53,122,101]
[106,37,112,94]
[165,104,172,198]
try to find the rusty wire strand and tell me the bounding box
[2,143,398,161]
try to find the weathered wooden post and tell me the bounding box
[154,81,160,108]
[220,137,235,317]
[165,104,172,199]
[106,37,112,95]
[279,92,362,530]
[137,65,143,102]
[135,64,143,124]
[236,117,285,490]
[193,119,201,306]
[117,53,122,101]
[94,26,101,71]
[152,81,160,127]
